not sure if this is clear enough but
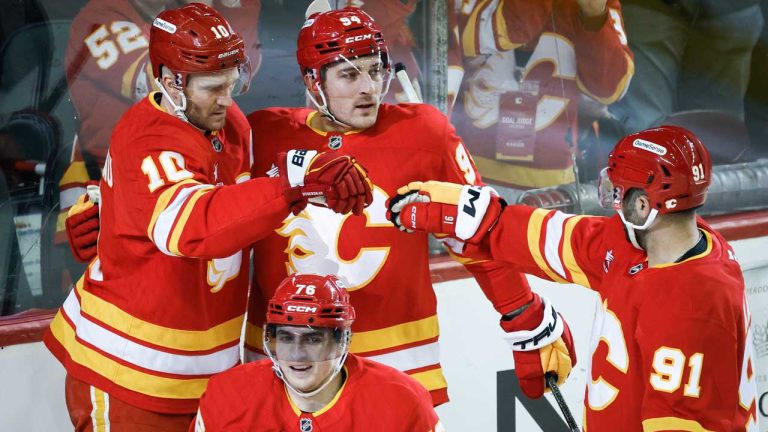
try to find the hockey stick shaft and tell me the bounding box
[545,372,580,432]
[394,62,422,103]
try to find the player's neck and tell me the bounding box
[644,216,700,267]
[287,369,345,413]
[310,111,353,134]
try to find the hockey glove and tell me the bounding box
[501,293,576,399]
[65,185,101,262]
[279,150,373,215]
[387,181,505,244]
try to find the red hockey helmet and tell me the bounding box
[149,3,250,92]
[296,7,388,89]
[267,274,355,329]
[599,125,712,214]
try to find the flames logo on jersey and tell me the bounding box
[207,251,242,293]
[277,186,391,291]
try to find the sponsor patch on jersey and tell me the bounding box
[328,135,342,150]
[632,138,667,156]
[153,17,176,34]
[628,263,644,275]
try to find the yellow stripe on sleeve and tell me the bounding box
[147,179,199,242]
[642,417,713,432]
[493,0,523,51]
[577,52,635,105]
[168,186,214,256]
[461,0,491,57]
[561,215,591,288]
[410,368,448,392]
[527,209,568,283]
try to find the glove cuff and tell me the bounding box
[501,294,564,352]
[281,149,318,187]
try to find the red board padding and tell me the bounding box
[2,209,768,347]
[0,309,55,347]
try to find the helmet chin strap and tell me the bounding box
[155,77,189,123]
[617,208,659,250]
[264,329,351,399]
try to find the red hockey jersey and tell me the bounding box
[453,0,633,188]
[245,103,531,405]
[45,94,291,414]
[477,206,758,431]
[192,354,443,432]
[58,0,262,233]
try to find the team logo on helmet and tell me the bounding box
[328,135,342,150]
[665,198,678,209]
[300,418,313,432]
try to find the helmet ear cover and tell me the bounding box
[603,125,712,214]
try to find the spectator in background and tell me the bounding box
[452,0,634,189]
[57,0,262,241]
[610,0,764,134]
[745,0,768,159]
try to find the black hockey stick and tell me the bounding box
[545,372,580,432]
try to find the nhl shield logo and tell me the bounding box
[299,418,313,432]
[328,135,342,150]
[211,136,223,152]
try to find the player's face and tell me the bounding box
[184,68,239,131]
[321,55,386,129]
[274,326,343,393]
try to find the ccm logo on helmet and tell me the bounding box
[345,34,373,44]
[286,305,317,313]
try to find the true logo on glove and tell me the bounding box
[512,307,559,350]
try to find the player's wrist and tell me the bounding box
[501,294,564,351]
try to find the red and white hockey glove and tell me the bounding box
[279,150,373,216]
[65,185,101,263]
[501,293,576,399]
[387,181,505,244]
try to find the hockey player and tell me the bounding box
[45,4,372,431]
[452,0,634,188]
[63,5,578,406]
[192,273,444,431]
[59,0,263,239]
[243,6,576,405]
[389,125,759,431]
